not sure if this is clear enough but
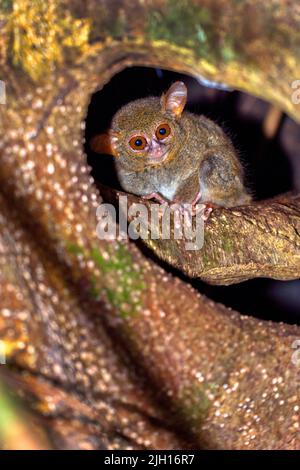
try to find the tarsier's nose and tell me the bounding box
[150,138,164,157]
[151,138,160,148]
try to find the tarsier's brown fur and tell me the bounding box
[91,82,251,214]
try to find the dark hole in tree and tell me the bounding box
[85,66,300,325]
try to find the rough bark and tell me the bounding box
[102,187,300,285]
[0,0,299,450]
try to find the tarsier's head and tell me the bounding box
[90,82,188,171]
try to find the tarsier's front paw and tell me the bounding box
[142,191,214,221]
[142,192,168,205]
[194,204,213,221]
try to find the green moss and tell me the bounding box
[91,247,110,273]
[221,40,237,62]
[2,0,90,81]
[201,252,212,266]
[146,0,242,66]
[179,383,213,425]
[222,235,234,253]
[66,242,84,256]
[146,1,215,60]
[0,0,12,12]
[89,277,101,300]
[66,241,145,317]
[193,387,212,416]
[110,11,127,39]
[91,244,145,318]
[0,382,18,435]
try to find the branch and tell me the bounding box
[101,186,300,285]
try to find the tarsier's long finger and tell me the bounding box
[196,204,213,221]
[191,190,202,207]
[142,192,168,205]
[201,206,213,221]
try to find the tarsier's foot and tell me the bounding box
[199,204,213,221]
[191,192,219,220]
[142,192,169,216]
[142,192,214,221]
[173,191,214,222]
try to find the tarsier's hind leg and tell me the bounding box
[172,173,212,220]
[199,150,251,208]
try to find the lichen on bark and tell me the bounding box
[0,0,299,450]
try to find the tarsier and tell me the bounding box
[91,81,251,219]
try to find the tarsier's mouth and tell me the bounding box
[146,148,170,166]
[146,153,169,166]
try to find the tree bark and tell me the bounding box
[0,0,299,450]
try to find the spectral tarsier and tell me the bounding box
[91,81,251,219]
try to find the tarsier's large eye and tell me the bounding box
[129,135,147,151]
[155,123,171,140]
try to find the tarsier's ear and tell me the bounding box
[160,81,187,118]
[90,131,119,157]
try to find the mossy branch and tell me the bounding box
[102,186,300,285]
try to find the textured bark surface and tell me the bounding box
[102,187,300,285]
[0,0,299,449]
